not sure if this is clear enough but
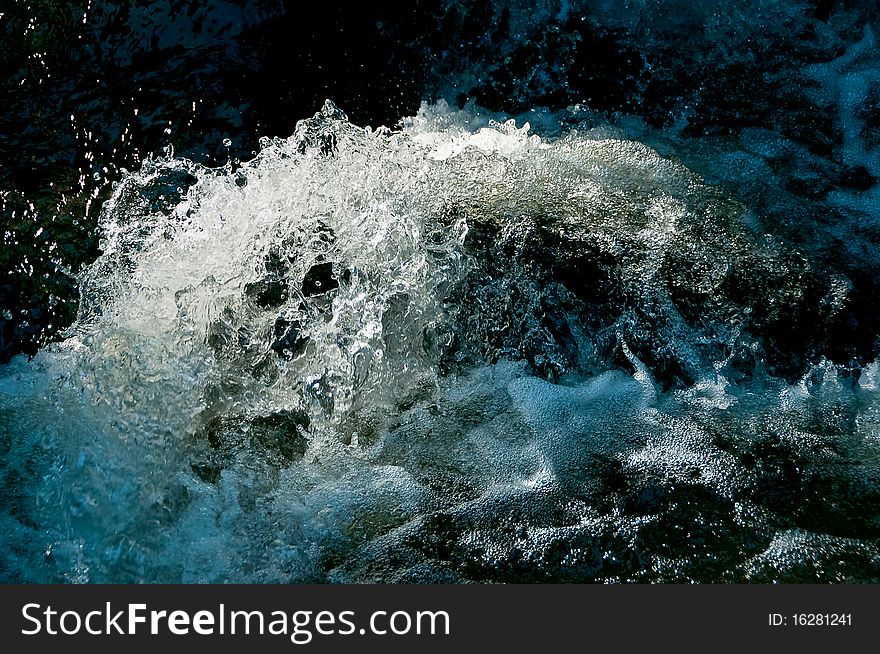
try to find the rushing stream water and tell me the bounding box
[2,1,879,582]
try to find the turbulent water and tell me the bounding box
[3,1,880,584]
[2,97,879,583]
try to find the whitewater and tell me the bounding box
[1,97,878,583]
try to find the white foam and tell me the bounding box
[2,101,879,582]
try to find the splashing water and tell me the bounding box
[1,100,878,583]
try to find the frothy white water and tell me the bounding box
[1,101,878,582]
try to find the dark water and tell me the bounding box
[1,1,879,583]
